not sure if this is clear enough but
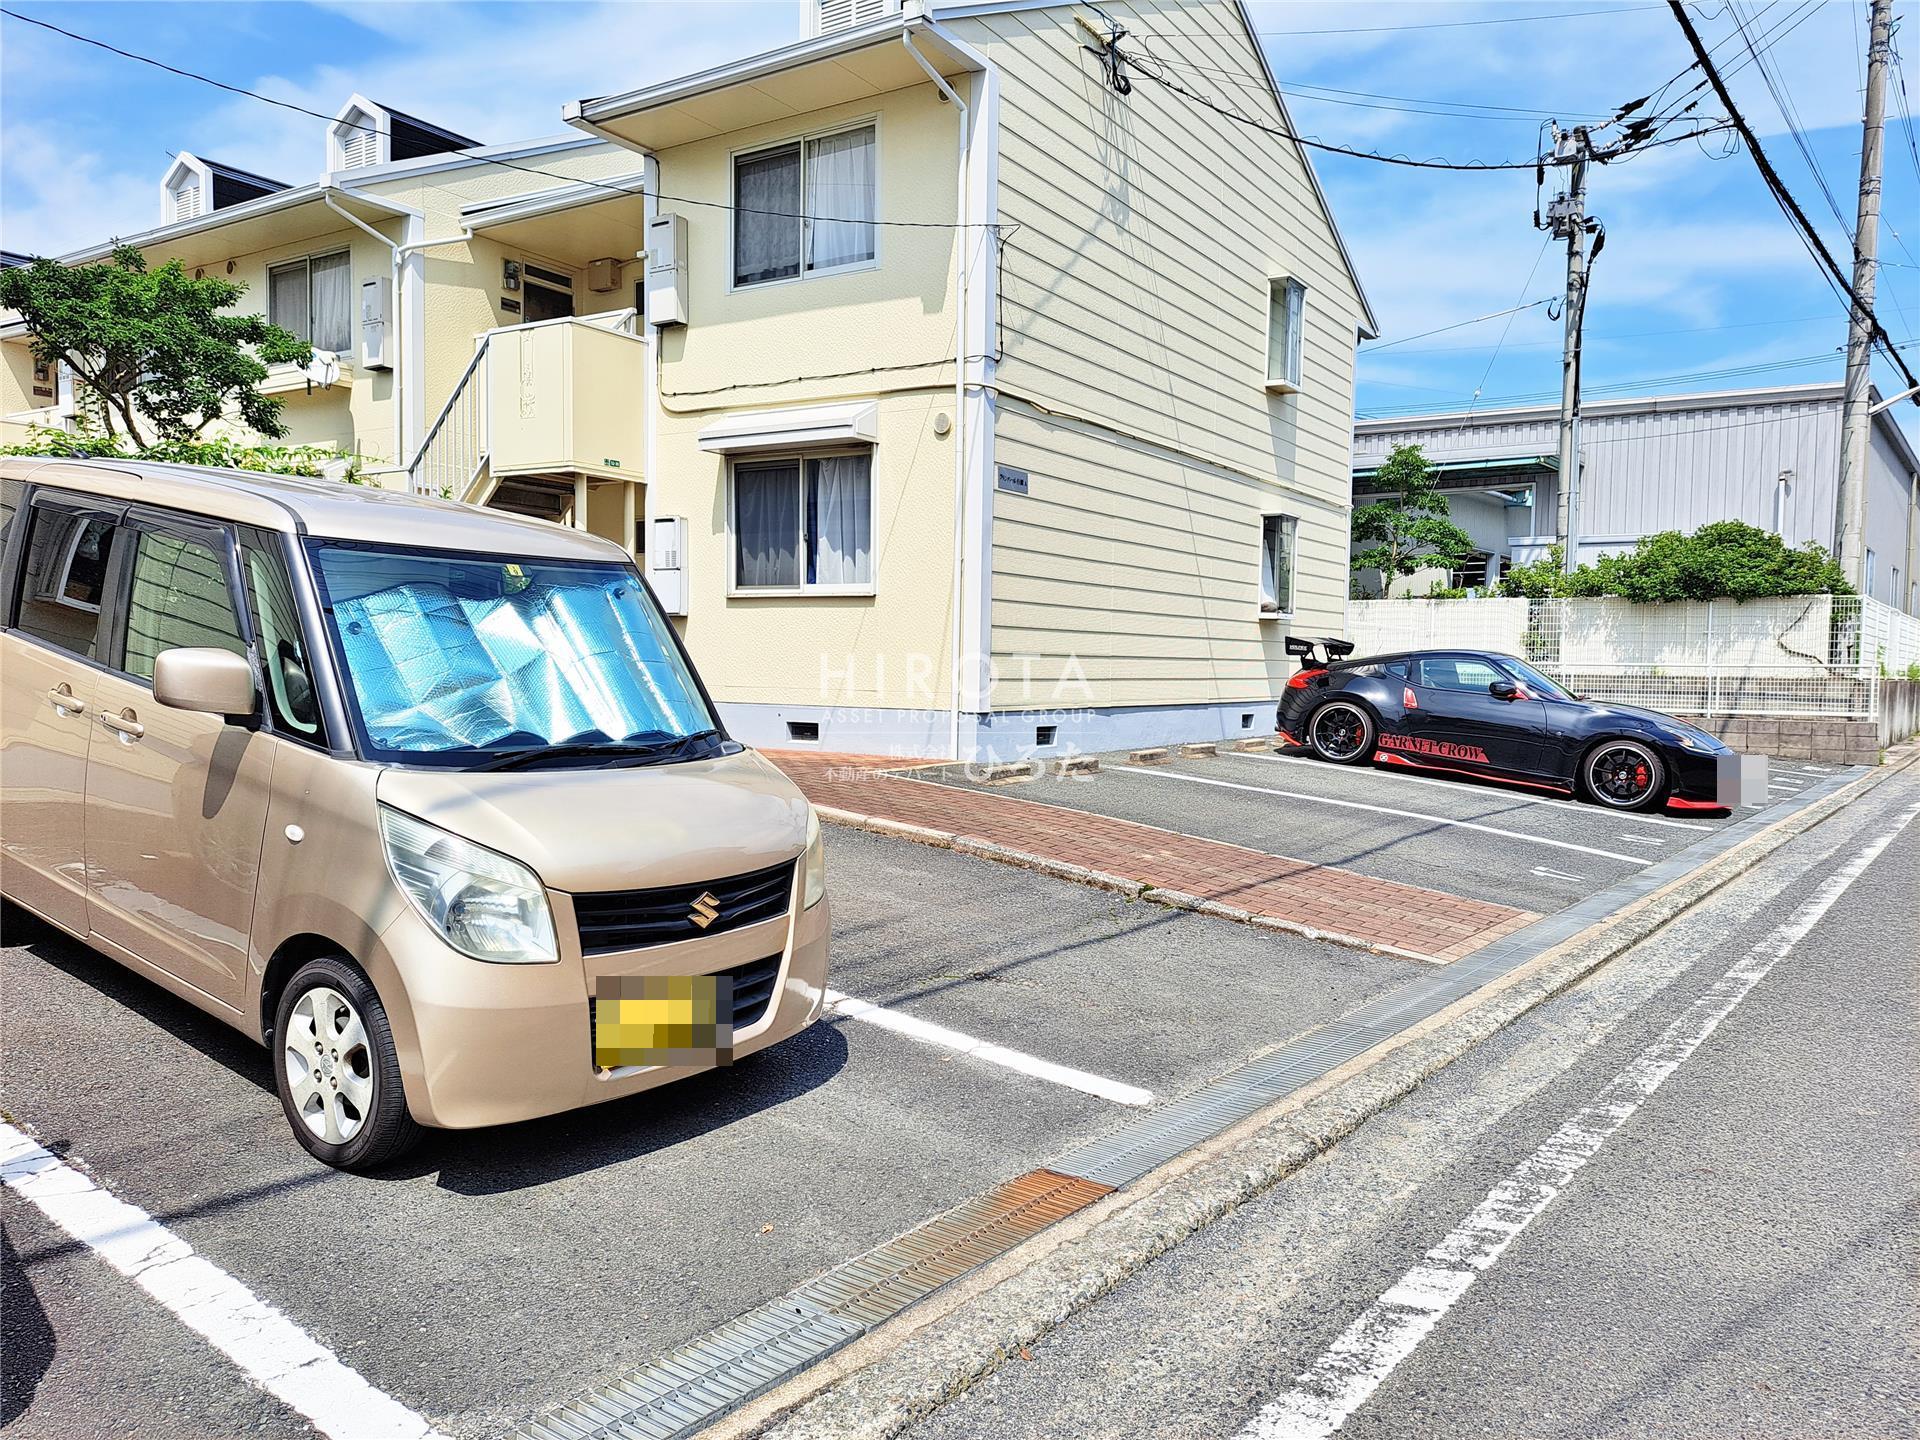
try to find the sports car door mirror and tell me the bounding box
[1488,680,1519,700]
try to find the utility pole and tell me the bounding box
[1837,0,1892,592]
[1541,124,1603,575]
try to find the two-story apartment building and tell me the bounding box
[557,0,1375,757]
[4,0,1374,761]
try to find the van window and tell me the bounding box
[122,530,247,682]
[14,502,118,660]
[245,543,324,742]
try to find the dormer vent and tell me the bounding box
[328,93,480,172]
[809,0,901,36]
[160,153,285,226]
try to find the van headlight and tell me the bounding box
[379,806,558,963]
[802,808,827,909]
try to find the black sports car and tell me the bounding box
[1274,637,1741,813]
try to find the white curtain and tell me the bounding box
[806,128,875,272]
[810,455,872,585]
[735,146,802,285]
[735,464,801,587]
[309,252,352,354]
[269,263,310,343]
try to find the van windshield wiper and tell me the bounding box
[469,731,722,773]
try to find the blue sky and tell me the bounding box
[1,0,1915,446]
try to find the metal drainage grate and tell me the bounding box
[514,1170,1110,1440]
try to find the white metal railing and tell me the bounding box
[1349,595,1911,719]
[406,336,490,499]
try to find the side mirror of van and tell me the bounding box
[153,648,258,720]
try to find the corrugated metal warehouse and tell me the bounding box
[1353,382,1920,614]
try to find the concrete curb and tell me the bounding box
[726,747,1917,1440]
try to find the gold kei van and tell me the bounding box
[0,458,829,1169]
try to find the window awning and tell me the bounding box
[697,400,879,454]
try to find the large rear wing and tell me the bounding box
[1284,635,1356,670]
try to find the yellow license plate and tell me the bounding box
[594,974,734,1069]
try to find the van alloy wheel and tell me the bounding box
[284,985,374,1145]
[1585,740,1664,810]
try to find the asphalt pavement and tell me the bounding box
[905,767,1920,1440]
[0,825,1403,1440]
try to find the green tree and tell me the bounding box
[0,246,309,448]
[1351,443,1476,597]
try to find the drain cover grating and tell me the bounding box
[514,1170,1109,1440]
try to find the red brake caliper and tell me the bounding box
[1633,762,1648,790]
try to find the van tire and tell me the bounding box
[272,956,422,1171]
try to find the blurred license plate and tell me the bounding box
[595,974,734,1068]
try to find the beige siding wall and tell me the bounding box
[952,0,1364,711]
[992,405,1347,707]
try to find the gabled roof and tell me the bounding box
[198,157,288,193]
[372,102,481,151]
[926,0,1379,338]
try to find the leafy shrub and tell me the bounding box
[1498,523,1850,602]
[1,423,362,481]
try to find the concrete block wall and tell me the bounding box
[1677,714,1882,766]
[1879,680,1920,748]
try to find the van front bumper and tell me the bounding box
[373,889,831,1130]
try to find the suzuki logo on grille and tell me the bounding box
[688,892,721,929]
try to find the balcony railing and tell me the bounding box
[407,312,646,502]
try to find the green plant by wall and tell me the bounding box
[1497,523,1851,602]
[1,423,362,482]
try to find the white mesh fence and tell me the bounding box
[1349,595,1911,719]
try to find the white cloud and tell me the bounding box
[0,121,158,257]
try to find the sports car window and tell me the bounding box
[1417,657,1503,692]
[1497,657,1573,700]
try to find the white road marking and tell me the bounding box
[1616,833,1666,846]
[1115,766,1649,865]
[822,990,1154,1107]
[1528,865,1583,882]
[0,1123,445,1440]
[1240,752,1713,830]
[1234,798,1920,1440]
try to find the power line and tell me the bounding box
[1727,0,1853,240]
[1117,44,1735,171]
[1665,0,1920,393]
[1368,311,1844,357]
[1242,4,1669,38]
[1362,296,1560,353]
[1357,350,1845,417]
[0,6,993,234]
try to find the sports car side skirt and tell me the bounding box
[1375,749,1576,796]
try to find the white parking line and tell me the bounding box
[0,1123,445,1440]
[823,990,1155,1107]
[1616,833,1666,846]
[1233,798,1920,1440]
[1237,752,1713,831]
[1114,767,1649,865]
[1529,865,1584,882]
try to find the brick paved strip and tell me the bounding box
[766,752,1536,965]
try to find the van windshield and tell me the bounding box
[308,540,720,768]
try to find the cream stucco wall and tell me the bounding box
[646,81,968,713]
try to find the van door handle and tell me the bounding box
[47,685,87,715]
[100,709,145,740]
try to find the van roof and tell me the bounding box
[1,457,628,562]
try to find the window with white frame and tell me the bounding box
[733,125,876,288]
[733,453,873,590]
[1865,547,1878,597]
[1260,513,1297,615]
[268,251,352,355]
[1266,277,1306,390]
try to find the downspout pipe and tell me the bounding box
[322,189,464,474]
[902,26,970,762]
